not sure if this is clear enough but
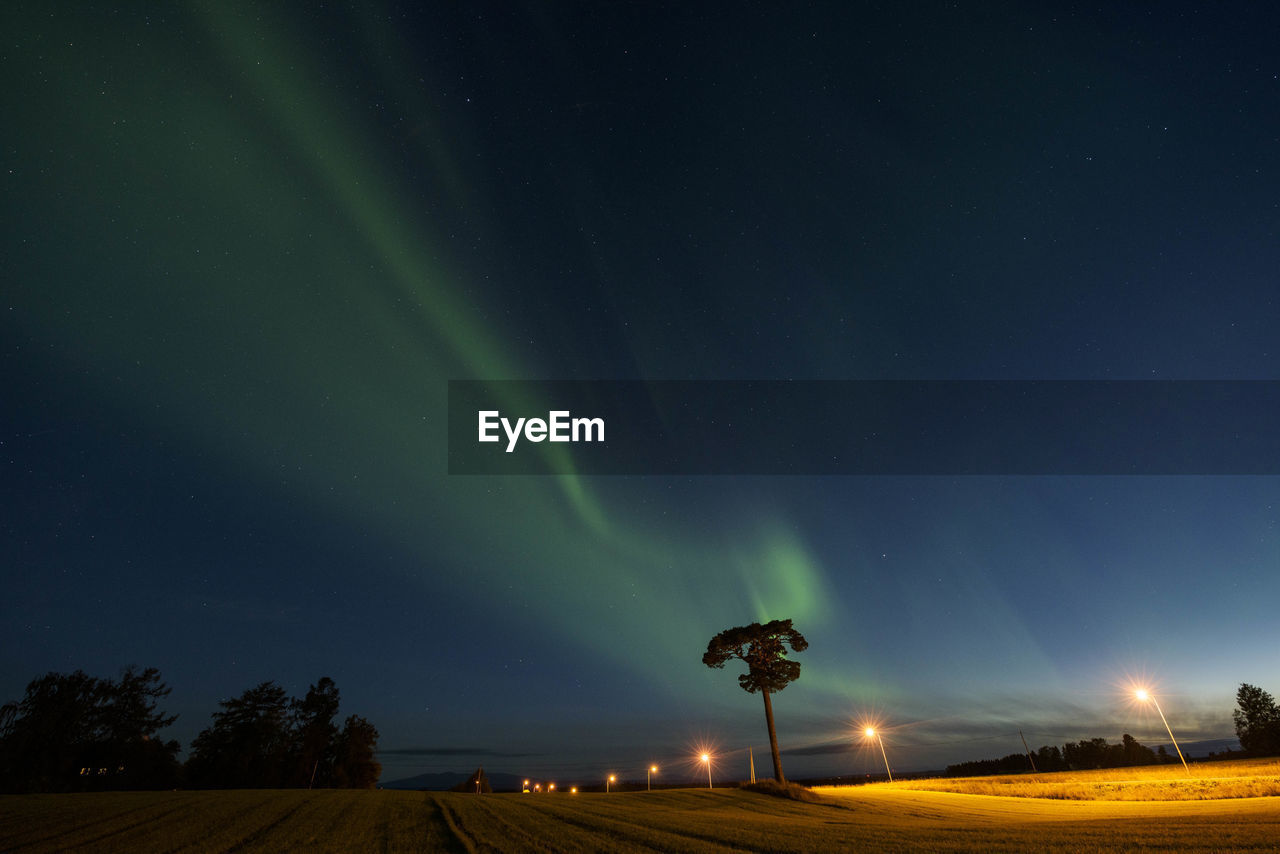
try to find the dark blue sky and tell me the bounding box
[3,2,1278,782]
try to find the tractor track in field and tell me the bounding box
[436,796,483,854]
[225,796,310,852]
[8,798,191,852]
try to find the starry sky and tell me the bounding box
[3,2,1279,783]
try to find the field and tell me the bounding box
[863,757,1280,801]
[3,761,1279,853]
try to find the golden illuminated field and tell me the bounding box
[846,757,1280,801]
[3,762,1279,854]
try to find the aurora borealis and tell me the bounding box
[4,3,1280,781]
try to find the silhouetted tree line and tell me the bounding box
[948,683,1280,778]
[186,677,381,789]
[945,733,1167,777]
[0,669,380,793]
[0,667,181,793]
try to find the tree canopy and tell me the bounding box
[702,618,809,695]
[0,667,180,793]
[332,714,381,789]
[186,677,380,789]
[946,734,1163,777]
[2,667,380,791]
[703,618,808,783]
[1234,683,1280,756]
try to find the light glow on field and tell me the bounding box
[833,757,1280,801]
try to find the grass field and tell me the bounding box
[3,761,1279,853]
[859,757,1280,801]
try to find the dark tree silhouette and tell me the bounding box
[1035,745,1066,772]
[187,682,292,788]
[91,666,181,790]
[1120,733,1156,766]
[949,735,1159,777]
[186,677,380,789]
[0,667,179,793]
[291,677,340,787]
[1234,683,1280,756]
[702,618,808,784]
[332,714,381,789]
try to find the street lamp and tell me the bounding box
[1136,689,1189,773]
[700,753,712,789]
[606,773,616,793]
[648,765,658,791]
[865,727,893,782]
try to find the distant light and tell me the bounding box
[1132,687,1189,773]
[570,786,578,794]
[651,765,658,773]
[700,753,710,763]
[862,723,894,782]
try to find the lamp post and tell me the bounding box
[606,773,616,793]
[865,727,893,782]
[648,765,658,791]
[1136,689,1190,773]
[700,753,712,789]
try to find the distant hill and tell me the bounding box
[380,770,529,791]
[1175,737,1242,757]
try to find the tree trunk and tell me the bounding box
[762,688,785,784]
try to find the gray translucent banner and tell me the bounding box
[447,381,1280,475]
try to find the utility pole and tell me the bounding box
[1019,730,1037,772]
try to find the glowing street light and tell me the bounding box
[606,773,616,793]
[864,727,893,782]
[1136,689,1189,773]
[700,753,713,789]
[648,764,658,791]
[523,779,530,793]
[548,783,556,792]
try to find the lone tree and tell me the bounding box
[702,619,808,784]
[1234,683,1280,757]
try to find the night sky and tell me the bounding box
[4,3,1279,783]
